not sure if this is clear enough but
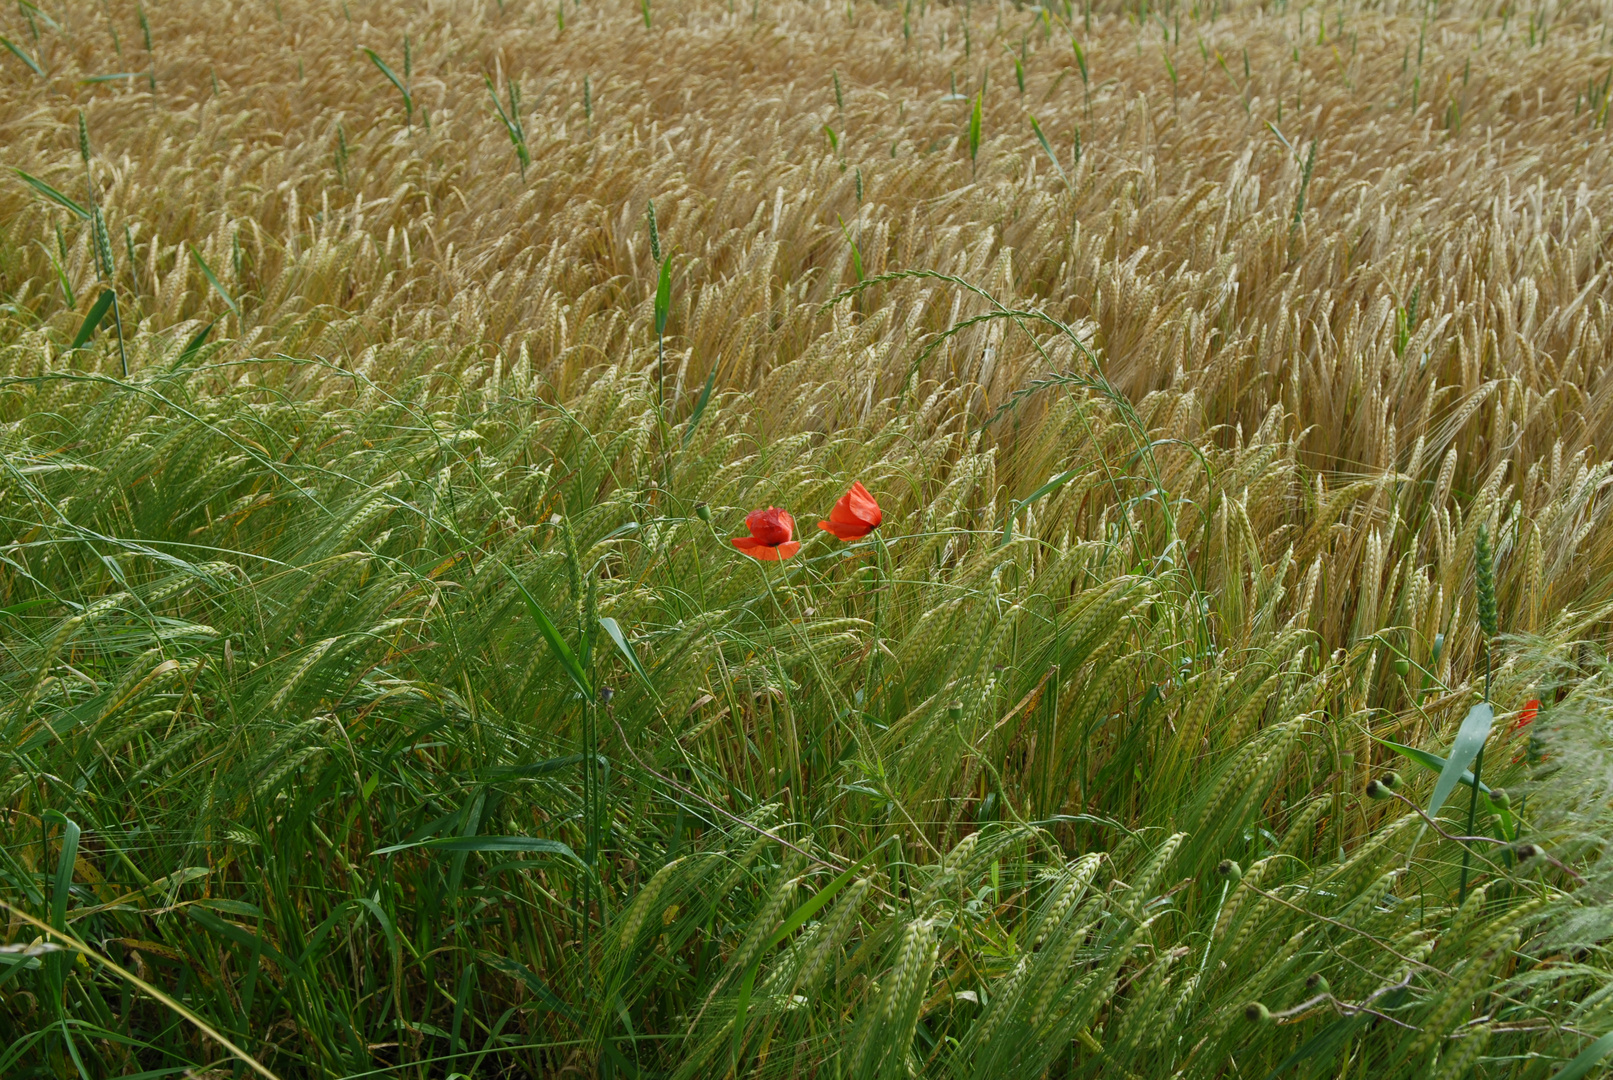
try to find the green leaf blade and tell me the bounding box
[176,319,217,365]
[70,291,115,351]
[14,169,89,219]
[1028,113,1072,190]
[969,91,983,162]
[371,836,582,861]
[1553,1029,1613,1080]
[654,257,672,337]
[363,48,407,99]
[0,35,44,76]
[189,244,241,317]
[505,566,592,697]
[1427,702,1494,822]
[598,616,658,699]
[683,359,721,446]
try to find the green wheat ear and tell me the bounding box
[647,199,662,263]
[91,205,116,280]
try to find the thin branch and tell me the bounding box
[1270,978,1422,1031]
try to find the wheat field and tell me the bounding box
[2,0,1612,1075]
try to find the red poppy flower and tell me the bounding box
[732,507,801,561]
[1512,698,1540,731]
[818,482,882,541]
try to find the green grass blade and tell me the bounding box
[1380,737,1514,841]
[0,36,44,76]
[1262,1014,1369,1079]
[185,909,293,968]
[1426,702,1493,822]
[13,169,89,219]
[505,565,592,697]
[188,245,240,317]
[18,1,60,31]
[1005,466,1082,542]
[40,242,75,308]
[449,962,475,1060]
[598,616,658,699]
[1378,738,1494,795]
[480,754,600,781]
[682,358,720,446]
[371,836,582,860]
[1028,113,1072,189]
[654,256,672,337]
[483,956,580,1019]
[485,74,520,143]
[176,319,216,365]
[362,47,411,110]
[0,952,41,992]
[836,216,863,281]
[731,848,881,1069]
[70,290,115,351]
[42,809,80,930]
[59,1019,90,1080]
[969,90,983,163]
[1553,1029,1613,1080]
[1014,466,1082,513]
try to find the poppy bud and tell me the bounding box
[1244,1002,1272,1024]
[1393,658,1410,676]
[1365,780,1390,800]
[948,701,964,721]
[1216,859,1242,883]
[1305,973,1330,994]
[1380,771,1402,790]
[1514,842,1542,861]
[694,503,711,522]
[732,507,801,560]
[1431,632,1445,664]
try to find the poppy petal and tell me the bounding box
[820,519,870,541]
[846,482,881,525]
[829,501,862,527]
[742,540,800,561]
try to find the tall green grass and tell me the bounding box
[2,0,1613,1075]
[0,331,1604,1077]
